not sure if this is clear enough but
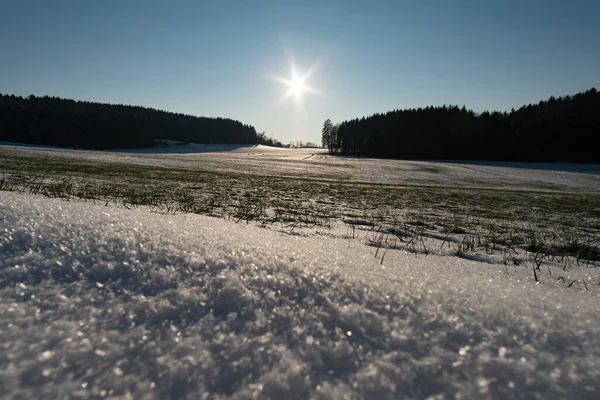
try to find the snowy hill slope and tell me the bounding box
[1,192,599,399]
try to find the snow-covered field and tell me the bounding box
[2,142,599,192]
[1,143,599,398]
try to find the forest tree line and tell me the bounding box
[322,88,599,162]
[0,93,258,149]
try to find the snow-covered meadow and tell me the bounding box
[2,142,600,191]
[1,143,599,398]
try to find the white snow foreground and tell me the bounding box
[0,193,599,399]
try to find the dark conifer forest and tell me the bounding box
[0,94,258,149]
[322,88,599,163]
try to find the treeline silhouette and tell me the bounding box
[0,93,258,149]
[323,88,599,162]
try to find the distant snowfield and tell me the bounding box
[115,142,287,155]
[1,141,599,192]
[1,191,599,398]
[0,141,289,155]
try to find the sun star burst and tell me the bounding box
[270,57,323,106]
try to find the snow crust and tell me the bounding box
[1,192,599,399]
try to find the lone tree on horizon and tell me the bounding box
[321,118,333,153]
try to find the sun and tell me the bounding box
[269,57,323,106]
[289,73,307,99]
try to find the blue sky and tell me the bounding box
[1,1,598,144]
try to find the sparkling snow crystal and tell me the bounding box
[1,192,599,399]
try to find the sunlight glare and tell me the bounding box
[269,57,323,107]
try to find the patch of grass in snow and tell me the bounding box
[1,150,599,279]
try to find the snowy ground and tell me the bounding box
[1,192,600,399]
[1,142,599,192]
[1,143,599,398]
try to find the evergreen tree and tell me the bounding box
[321,118,332,151]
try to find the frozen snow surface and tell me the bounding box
[1,192,599,399]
